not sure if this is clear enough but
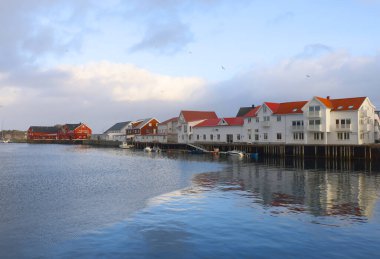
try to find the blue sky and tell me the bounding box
[0,0,380,132]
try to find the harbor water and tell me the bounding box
[1,144,380,258]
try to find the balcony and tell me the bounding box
[307,125,322,131]
[335,124,352,131]
[307,111,322,117]
[291,125,304,131]
[262,121,270,127]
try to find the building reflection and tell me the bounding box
[192,158,380,219]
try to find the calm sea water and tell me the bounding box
[1,144,380,258]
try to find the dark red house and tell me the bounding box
[27,123,92,141]
[126,118,159,140]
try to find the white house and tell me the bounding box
[243,96,377,145]
[302,96,376,145]
[177,110,218,143]
[157,117,178,143]
[192,117,244,144]
[102,121,132,141]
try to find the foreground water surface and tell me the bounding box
[1,144,380,258]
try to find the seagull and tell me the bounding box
[221,66,225,70]
[306,74,311,78]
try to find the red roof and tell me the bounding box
[224,117,244,126]
[158,117,178,125]
[264,102,280,113]
[315,97,366,111]
[243,106,261,118]
[194,117,244,127]
[273,101,308,115]
[180,110,218,122]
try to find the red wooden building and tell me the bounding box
[27,123,92,141]
[126,118,159,140]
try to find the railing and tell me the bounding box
[307,111,322,117]
[307,125,322,131]
[291,125,304,131]
[335,124,352,131]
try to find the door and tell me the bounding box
[227,134,233,143]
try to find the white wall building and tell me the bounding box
[243,96,377,145]
[192,117,245,144]
[177,110,218,143]
[102,121,132,141]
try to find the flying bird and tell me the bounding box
[306,74,311,78]
[221,66,225,70]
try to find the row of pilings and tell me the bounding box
[131,142,380,161]
[27,139,380,161]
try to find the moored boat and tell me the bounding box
[227,150,244,157]
[119,142,134,149]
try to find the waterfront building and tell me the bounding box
[192,117,244,144]
[102,121,132,141]
[58,123,92,140]
[27,123,92,140]
[157,117,179,143]
[177,110,218,143]
[27,126,59,140]
[127,118,160,143]
[243,96,377,145]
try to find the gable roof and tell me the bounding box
[243,106,261,118]
[132,118,157,129]
[236,107,254,117]
[273,101,308,115]
[65,123,82,131]
[104,121,131,133]
[315,96,367,111]
[264,102,281,113]
[194,117,244,127]
[158,117,178,125]
[28,126,59,133]
[180,110,218,122]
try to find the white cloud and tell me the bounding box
[59,61,206,102]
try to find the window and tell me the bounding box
[256,117,259,123]
[255,134,259,141]
[314,132,324,140]
[217,134,220,140]
[237,134,241,140]
[189,126,192,132]
[248,118,252,123]
[277,116,281,122]
[203,134,206,140]
[248,134,251,140]
[210,134,213,140]
[149,123,152,126]
[189,135,192,140]
[197,135,199,140]
[263,106,267,113]
[264,116,270,121]
[277,133,282,140]
[264,133,268,140]
[255,129,259,132]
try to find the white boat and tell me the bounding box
[144,147,152,152]
[119,142,134,149]
[227,150,244,157]
[2,139,9,143]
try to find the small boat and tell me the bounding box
[2,139,9,143]
[144,147,152,152]
[227,150,244,157]
[119,142,134,149]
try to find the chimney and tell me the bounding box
[326,96,330,100]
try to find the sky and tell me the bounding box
[0,0,380,133]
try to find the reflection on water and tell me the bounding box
[52,156,380,258]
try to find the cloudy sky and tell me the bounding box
[0,0,380,132]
